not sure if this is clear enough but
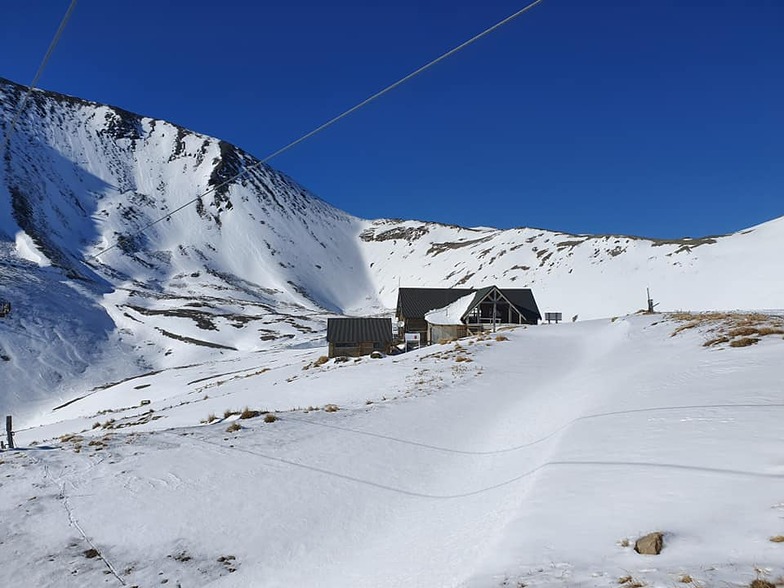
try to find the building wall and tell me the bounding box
[401,317,428,340]
[429,324,467,344]
[328,342,389,358]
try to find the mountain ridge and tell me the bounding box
[1,77,782,419]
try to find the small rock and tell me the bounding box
[83,548,100,559]
[634,531,664,555]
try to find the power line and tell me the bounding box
[4,0,79,149]
[87,0,545,261]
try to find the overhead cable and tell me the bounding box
[4,0,79,148]
[87,0,545,261]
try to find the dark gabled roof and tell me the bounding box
[458,286,541,322]
[396,288,474,319]
[326,318,393,343]
[499,288,541,321]
[397,286,541,322]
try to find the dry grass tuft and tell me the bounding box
[454,356,473,363]
[495,335,509,341]
[314,355,329,367]
[239,407,261,419]
[224,409,237,419]
[264,413,277,423]
[703,336,730,347]
[749,580,775,588]
[729,337,760,348]
[678,574,694,584]
[225,422,241,433]
[324,404,339,413]
[618,576,645,588]
[769,535,784,543]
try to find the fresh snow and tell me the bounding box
[2,316,783,587]
[425,292,476,325]
[1,78,783,587]
[1,78,783,421]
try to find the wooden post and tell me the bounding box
[6,415,14,450]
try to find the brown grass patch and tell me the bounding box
[749,580,775,588]
[264,413,277,423]
[59,434,84,443]
[678,574,693,584]
[239,407,261,419]
[324,404,339,413]
[495,335,509,341]
[703,336,730,347]
[454,356,473,363]
[670,312,784,349]
[770,535,784,543]
[314,355,329,367]
[729,337,760,348]
[225,422,241,433]
[618,576,645,588]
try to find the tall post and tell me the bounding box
[6,415,14,450]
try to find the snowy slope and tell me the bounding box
[359,216,784,319]
[1,76,783,421]
[3,316,783,587]
[0,77,379,419]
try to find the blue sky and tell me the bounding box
[1,0,782,238]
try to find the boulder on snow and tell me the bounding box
[634,531,664,555]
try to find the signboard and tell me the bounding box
[404,332,421,351]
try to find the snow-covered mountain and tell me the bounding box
[0,77,782,418]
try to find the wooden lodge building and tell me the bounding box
[326,317,394,358]
[396,286,541,344]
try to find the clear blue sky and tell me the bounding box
[2,0,782,238]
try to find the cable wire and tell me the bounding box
[4,0,79,148]
[86,0,544,261]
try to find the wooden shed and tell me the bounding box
[326,317,394,358]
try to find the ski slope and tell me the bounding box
[3,314,783,587]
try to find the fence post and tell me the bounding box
[5,415,13,449]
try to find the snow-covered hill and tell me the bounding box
[1,77,782,419]
[3,315,784,587]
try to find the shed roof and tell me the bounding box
[326,318,394,343]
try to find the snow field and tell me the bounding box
[2,315,783,587]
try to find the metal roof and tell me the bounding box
[396,288,475,318]
[326,318,394,343]
[497,288,541,322]
[397,286,541,322]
